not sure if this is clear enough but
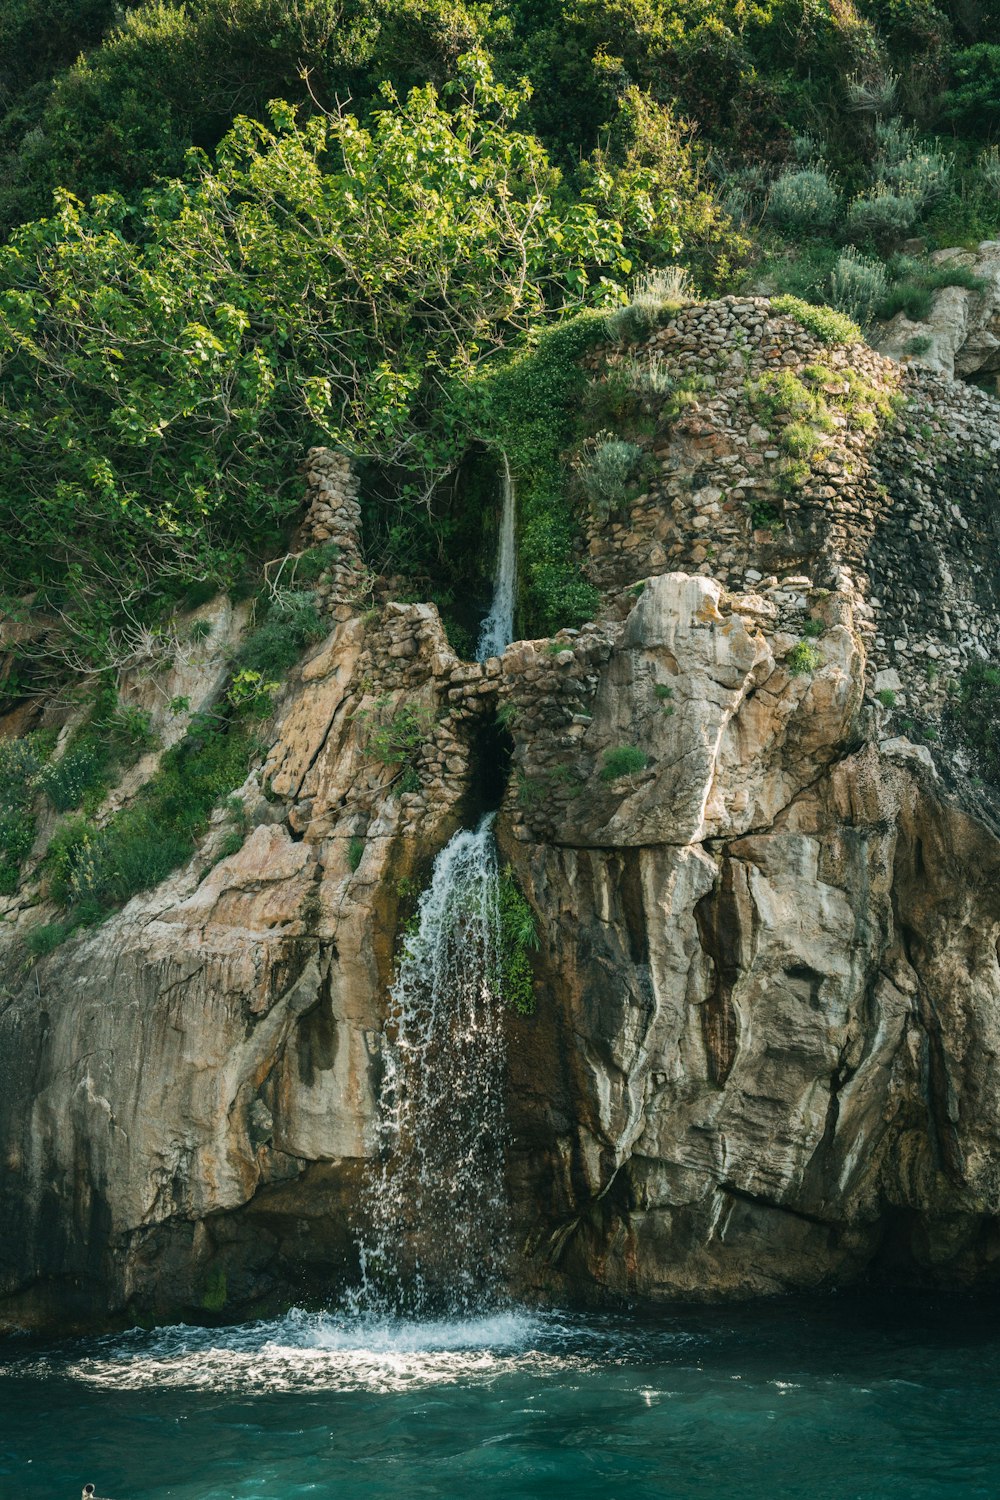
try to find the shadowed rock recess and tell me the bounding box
[3,298,1000,1329]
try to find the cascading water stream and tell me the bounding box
[354,815,510,1316]
[353,457,518,1317]
[476,455,517,663]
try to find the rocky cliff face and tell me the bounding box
[3,298,1000,1328]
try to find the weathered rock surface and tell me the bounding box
[3,300,1000,1328]
[875,241,1000,383]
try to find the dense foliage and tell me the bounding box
[0,57,632,668]
[0,0,998,678]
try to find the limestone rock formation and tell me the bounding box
[875,241,1000,384]
[3,297,1000,1328]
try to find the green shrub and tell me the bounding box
[0,0,494,232]
[830,247,887,328]
[770,295,861,346]
[605,266,692,344]
[782,420,821,458]
[845,191,918,241]
[600,745,650,782]
[288,543,341,585]
[767,168,839,231]
[226,669,281,717]
[0,61,628,677]
[497,865,539,1015]
[940,45,1000,137]
[348,835,365,872]
[214,829,246,863]
[35,692,154,816]
[624,357,678,401]
[24,921,74,957]
[475,314,606,636]
[787,642,821,675]
[45,722,257,925]
[875,121,950,212]
[40,738,110,813]
[877,687,897,707]
[747,369,817,423]
[978,146,1000,195]
[749,497,784,531]
[949,661,1000,786]
[877,256,985,322]
[0,730,52,893]
[575,436,644,518]
[363,702,434,768]
[235,591,325,678]
[0,808,35,895]
[802,617,825,638]
[904,335,933,356]
[844,67,899,116]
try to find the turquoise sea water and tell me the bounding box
[2,1295,999,1500]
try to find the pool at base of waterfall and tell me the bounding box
[3,1295,1000,1499]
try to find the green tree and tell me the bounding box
[0,53,627,673]
[0,0,496,231]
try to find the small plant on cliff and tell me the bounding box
[749,497,784,532]
[497,865,539,1015]
[830,247,887,328]
[24,921,73,957]
[877,688,897,707]
[575,435,644,520]
[600,745,650,783]
[38,694,155,815]
[496,699,520,731]
[0,731,53,894]
[605,266,692,344]
[43,719,257,933]
[747,369,821,425]
[786,642,821,675]
[876,255,985,322]
[348,836,365,873]
[361,701,435,769]
[949,661,1000,787]
[802,617,825,638]
[356,699,434,797]
[770,294,861,346]
[226,668,280,716]
[234,591,325,679]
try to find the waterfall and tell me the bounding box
[476,456,517,662]
[355,814,509,1316]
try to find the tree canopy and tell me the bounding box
[0,56,628,654]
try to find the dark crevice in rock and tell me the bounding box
[694,858,752,1086]
[467,712,513,814]
[719,1182,836,1228]
[896,916,966,1184]
[617,851,649,967]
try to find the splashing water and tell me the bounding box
[476,456,517,662]
[354,814,510,1316]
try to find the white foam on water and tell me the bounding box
[34,1308,593,1396]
